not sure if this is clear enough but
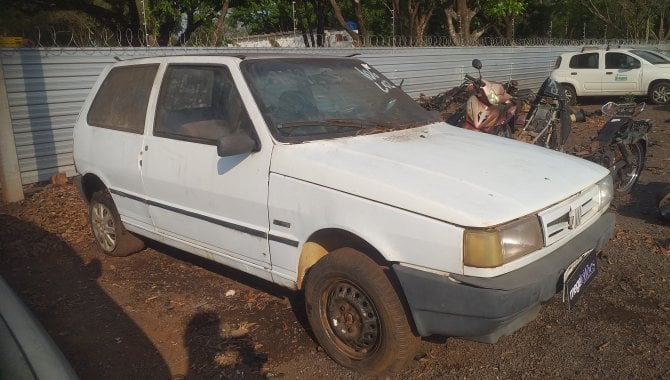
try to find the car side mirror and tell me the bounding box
[216,131,259,157]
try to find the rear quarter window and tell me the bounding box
[569,53,599,69]
[87,64,159,133]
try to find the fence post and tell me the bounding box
[0,57,24,202]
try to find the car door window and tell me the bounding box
[154,65,252,144]
[569,53,599,69]
[605,53,639,69]
[87,64,159,133]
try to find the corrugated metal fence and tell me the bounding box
[0,45,663,200]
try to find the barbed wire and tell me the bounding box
[4,26,668,50]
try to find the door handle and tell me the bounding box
[605,72,613,75]
[570,72,577,75]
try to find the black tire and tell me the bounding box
[304,248,420,376]
[560,84,577,105]
[493,123,512,138]
[89,190,144,257]
[613,141,645,193]
[649,81,670,105]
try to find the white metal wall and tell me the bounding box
[0,45,663,189]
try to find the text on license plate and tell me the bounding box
[563,250,598,309]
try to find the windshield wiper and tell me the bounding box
[278,119,369,130]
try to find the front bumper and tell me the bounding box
[393,211,615,343]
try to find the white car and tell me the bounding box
[73,54,615,376]
[550,48,670,104]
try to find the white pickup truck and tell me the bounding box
[73,54,615,376]
[550,48,670,104]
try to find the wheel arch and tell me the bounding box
[295,228,387,290]
[80,173,108,203]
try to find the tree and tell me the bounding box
[486,0,527,42]
[445,0,488,45]
[329,0,367,45]
[408,0,437,45]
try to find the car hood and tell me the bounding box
[270,122,609,227]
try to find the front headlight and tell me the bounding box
[487,91,500,105]
[463,215,543,268]
[597,174,614,211]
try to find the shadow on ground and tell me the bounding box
[0,215,171,379]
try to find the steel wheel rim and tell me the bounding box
[321,279,381,359]
[91,202,117,252]
[616,143,643,192]
[652,85,670,104]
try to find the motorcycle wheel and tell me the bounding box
[613,141,645,193]
[533,120,562,151]
[493,124,512,138]
[659,186,670,221]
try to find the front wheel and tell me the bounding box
[559,84,577,105]
[304,248,420,376]
[612,141,645,193]
[649,82,670,105]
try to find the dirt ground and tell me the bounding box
[1,101,669,379]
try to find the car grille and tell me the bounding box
[538,185,599,246]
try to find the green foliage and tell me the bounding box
[485,0,527,19]
[230,0,290,35]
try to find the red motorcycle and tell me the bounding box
[447,59,517,137]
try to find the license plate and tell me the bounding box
[563,250,598,309]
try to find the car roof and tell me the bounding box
[112,52,354,63]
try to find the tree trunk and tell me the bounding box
[329,0,361,45]
[408,0,435,46]
[353,0,368,44]
[314,0,326,46]
[210,0,232,46]
[445,1,486,46]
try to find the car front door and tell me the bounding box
[141,62,272,270]
[567,52,601,94]
[602,52,642,94]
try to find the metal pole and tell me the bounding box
[141,0,149,48]
[292,1,297,45]
[0,60,24,202]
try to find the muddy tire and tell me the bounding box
[304,248,420,376]
[89,190,144,257]
[649,81,670,105]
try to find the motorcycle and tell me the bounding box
[580,102,652,193]
[515,78,574,151]
[451,59,517,137]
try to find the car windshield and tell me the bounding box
[240,58,440,142]
[630,49,670,64]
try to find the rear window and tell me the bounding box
[569,53,599,69]
[87,64,159,133]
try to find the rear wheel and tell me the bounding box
[89,190,144,257]
[649,82,670,105]
[304,248,420,376]
[613,141,645,193]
